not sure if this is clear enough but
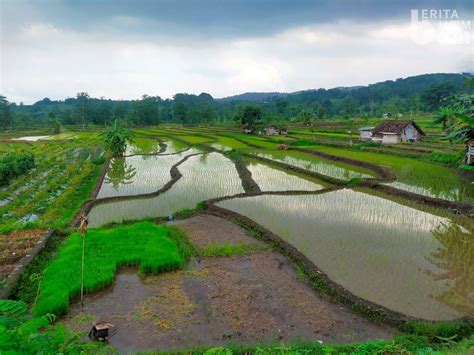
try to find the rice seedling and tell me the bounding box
[88,152,244,227]
[217,189,474,320]
[308,145,473,202]
[33,222,186,316]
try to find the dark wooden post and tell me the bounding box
[79,213,89,312]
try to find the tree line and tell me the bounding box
[0,73,471,130]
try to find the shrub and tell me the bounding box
[0,300,106,353]
[33,222,186,316]
[0,152,35,186]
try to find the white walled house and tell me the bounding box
[371,120,425,144]
[263,126,280,136]
[358,127,375,141]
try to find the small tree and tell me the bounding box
[234,104,262,131]
[100,120,133,157]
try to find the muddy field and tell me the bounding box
[63,214,392,353]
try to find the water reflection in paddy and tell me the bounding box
[217,189,473,320]
[253,151,373,181]
[247,162,323,191]
[125,138,161,155]
[161,140,189,154]
[89,153,244,227]
[383,181,463,202]
[97,153,190,198]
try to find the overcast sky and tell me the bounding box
[1,0,473,104]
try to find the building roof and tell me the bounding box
[372,120,425,137]
[93,321,114,330]
[358,126,375,131]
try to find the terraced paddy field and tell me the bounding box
[217,189,473,321]
[2,126,473,353]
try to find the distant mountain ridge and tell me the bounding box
[217,73,471,103]
[217,92,288,102]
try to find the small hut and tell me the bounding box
[371,120,425,144]
[89,321,114,341]
[263,126,279,136]
[358,127,375,141]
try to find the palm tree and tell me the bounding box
[100,120,133,157]
[433,106,453,131]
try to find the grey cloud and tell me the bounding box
[2,0,473,39]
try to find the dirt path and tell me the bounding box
[63,214,392,353]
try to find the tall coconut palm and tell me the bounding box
[100,120,133,157]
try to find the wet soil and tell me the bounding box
[172,214,265,249]
[63,215,393,353]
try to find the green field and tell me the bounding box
[33,222,187,316]
[1,124,473,353]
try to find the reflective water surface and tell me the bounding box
[253,151,374,181]
[217,189,474,320]
[97,153,189,198]
[89,153,244,227]
[383,181,463,202]
[247,162,323,191]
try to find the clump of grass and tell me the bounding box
[198,242,266,257]
[33,222,186,317]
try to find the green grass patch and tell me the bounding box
[33,222,187,317]
[150,334,474,354]
[198,242,267,257]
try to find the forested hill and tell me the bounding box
[0,72,472,128]
[220,73,468,104]
[217,92,288,102]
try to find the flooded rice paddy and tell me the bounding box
[217,189,473,320]
[383,181,464,202]
[246,162,323,191]
[88,152,244,227]
[253,151,374,181]
[97,153,188,198]
[86,134,473,321]
[12,135,50,141]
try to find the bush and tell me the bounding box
[0,300,106,353]
[0,152,35,186]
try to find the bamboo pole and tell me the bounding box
[79,213,88,312]
[81,232,85,311]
